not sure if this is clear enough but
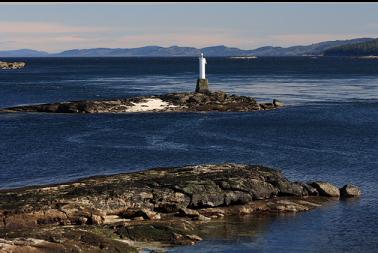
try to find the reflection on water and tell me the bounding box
[170,199,372,253]
[171,214,277,253]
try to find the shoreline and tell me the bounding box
[0,91,283,114]
[0,163,360,253]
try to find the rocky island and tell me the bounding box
[0,91,283,114]
[0,61,26,70]
[0,53,282,114]
[0,163,360,253]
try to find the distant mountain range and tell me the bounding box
[0,38,376,57]
[0,49,49,57]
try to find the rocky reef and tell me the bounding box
[0,91,283,113]
[0,61,26,70]
[0,163,360,253]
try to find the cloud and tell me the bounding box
[0,21,111,34]
[52,35,87,42]
[0,34,92,52]
[0,2,211,6]
[116,30,249,48]
[0,28,246,52]
[0,40,16,45]
[0,21,374,52]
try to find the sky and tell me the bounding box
[0,2,378,52]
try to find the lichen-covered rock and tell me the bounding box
[0,163,347,231]
[340,184,361,198]
[0,227,138,253]
[178,207,200,218]
[119,208,161,220]
[0,164,359,252]
[299,183,319,196]
[89,214,105,225]
[115,224,202,246]
[267,200,309,212]
[310,181,340,197]
[198,208,225,218]
[195,214,212,221]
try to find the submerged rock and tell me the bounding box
[0,91,281,113]
[0,163,359,252]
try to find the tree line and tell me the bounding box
[324,39,378,56]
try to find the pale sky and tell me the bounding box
[0,2,378,52]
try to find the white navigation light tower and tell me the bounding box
[195,53,209,93]
[199,53,206,79]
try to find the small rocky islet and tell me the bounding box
[0,91,283,114]
[0,61,26,70]
[0,63,282,114]
[0,163,360,253]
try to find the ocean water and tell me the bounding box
[0,57,377,252]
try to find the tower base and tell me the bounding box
[195,78,209,93]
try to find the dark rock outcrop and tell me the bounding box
[273,99,284,107]
[340,184,361,198]
[0,91,283,113]
[0,163,359,252]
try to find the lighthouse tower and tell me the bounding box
[195,53,209,93]
[199,53,206,79]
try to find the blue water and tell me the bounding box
[0,57,377,252]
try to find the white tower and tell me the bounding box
[199,53,207,79]
[195,53,209,93]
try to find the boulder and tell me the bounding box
[212,91,226,102]
[273,99,284,107]
[178,208,200,218]
[259,103,275,110]
[340,184,361,198]
[88,214,104,225]
[179,95,190,104]
[268,178,307,197]
[119,208,161,220]
[194,214,211,221]
[310,182,340,197]
[300,183,319,196]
